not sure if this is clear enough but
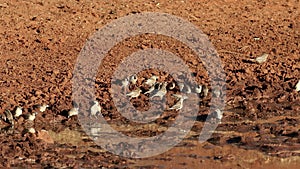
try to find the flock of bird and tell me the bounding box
[123,74,210,110]
[0,73,222,134]
[67,74,210,120]
[0,104,49,134]
[67,76,300,119]
[2,73,298,134]
[121,74,225,119]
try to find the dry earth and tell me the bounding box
[0,0,299,168]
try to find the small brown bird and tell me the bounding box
[130,74,138,85]
[178,82,184,91]
[144,75,158,86]
[4,109,14,125]
[250,53,268,64]
[144,84,156,94]
[27,127,36,134]
[39,104,49,112]
[212,87,221,97]
[27,112,38,121]
[151,82,167,99]
[215,109,223,120]
[171,93,185,100]
[14,106,22,118]
[255,53,268,63]
[202,85,209,97]
[127,88,142,99]
[295,80,300,92]
[90,101,101,118]
[68,107,79,118]
[195,84,202,94]
[168,82,175,90]
[121,78,129,89]
[169,95,188,111]
[186,84,191,94]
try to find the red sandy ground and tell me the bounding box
[0,0,299,168]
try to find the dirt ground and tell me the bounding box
[0,0,300,168]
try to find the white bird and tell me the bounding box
[90,101,101,118]
[27,112,37,121]
[28,127,36,134]
[195,84,202,94]
[169,95,188,111]
[144,75,158,86]
[68,107,79,118]
[127,88,142,99]
[39,104,49,112]
[14,106,22,118]
[253,53,268,64]
[169,82,175,90]
[144,84,156,94]
[151,82,167,99]
[215,109,223,120]
[295,80,300,92]
[130,74,138,85]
